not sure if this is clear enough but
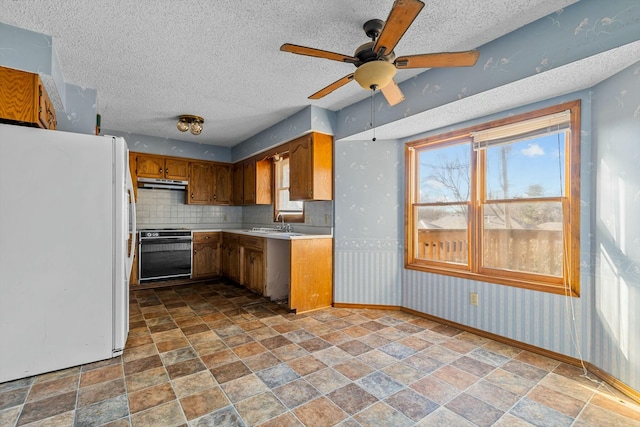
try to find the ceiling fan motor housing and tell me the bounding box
[354,41,395,65]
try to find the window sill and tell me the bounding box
[404,263,579,297]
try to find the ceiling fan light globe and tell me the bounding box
[354,60,396,90]
[190,121,203,135]
[176,119,189,132]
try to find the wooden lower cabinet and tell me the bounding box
[243,248,265,294]
[221,233,241,283]
[192,232,221,279]
[239,235,266,295]
[289,239,333,313]
[219,232,334,314]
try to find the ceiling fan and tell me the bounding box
[280,0,480,106]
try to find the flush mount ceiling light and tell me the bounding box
[176,115,204,135]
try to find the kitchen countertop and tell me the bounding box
[191,228,332,240]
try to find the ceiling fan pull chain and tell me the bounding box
[370,86,377,142]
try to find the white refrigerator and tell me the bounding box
[0,123,136,383]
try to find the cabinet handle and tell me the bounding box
[213,194,217,200]
[159,168,163,173]
[191,193,194,199]
[165,168,168,174]
[194,248,197,254]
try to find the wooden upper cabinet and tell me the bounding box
[0,66,56,130]
[235,157,272,205]
[255,159,272,204]
[136,154,188,180]
[165,158,189,180]
[189,162,213,204]
[212,164,232,204]
[243,159,256,204]
[289,132,333,201]
[188,161,231,205]
[232,163,244,205]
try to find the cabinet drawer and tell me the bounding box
[193,232,220,244]
[240,235,264,251]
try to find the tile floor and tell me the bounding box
[1,281,639,426]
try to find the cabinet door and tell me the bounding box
[136,155,165,179]
[221,237,240,283]
[212,164,231,205]
[243,160,256,205]
[255,158,272,205]
[232,162,244,205]
[165,158,189,180]
[289,134,313,200]
[192,242,220,278]
[290,238,333,313]
[243,248,264,295]
[228,243,240,283]
[188,162,212,204]
[289,133,333,201]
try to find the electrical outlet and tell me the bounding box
[470,292,479,306]
[223,214,227,222]
[324,214,330,224]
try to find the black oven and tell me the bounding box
[138,229,192,281]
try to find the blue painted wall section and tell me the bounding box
[102,129,231,163]
[231,105,336,162]
[591,62,640,391]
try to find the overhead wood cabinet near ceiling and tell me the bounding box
[231,131,334,205]
[0,66,57,130]
[232,157,272,205]
[289,132,333,201]
[135,154,189,180]
[188,161,232,205]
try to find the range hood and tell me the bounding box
[137,177,188,190]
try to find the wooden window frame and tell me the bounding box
[405,100,581,296]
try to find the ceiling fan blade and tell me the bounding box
[280,43,358,64]
[380,79,405,106]
[309,74,355,99]
[395,51,480,68]
[374,0,425,56]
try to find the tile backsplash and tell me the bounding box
[135,188,333,232]
[135,188,241,228]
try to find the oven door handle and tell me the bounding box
[140,238,193,246]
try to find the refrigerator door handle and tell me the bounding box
[125,170,136,278]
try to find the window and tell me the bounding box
[405,101,581,295]
[274,154,304,222]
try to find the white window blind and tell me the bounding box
[472,110,570,150]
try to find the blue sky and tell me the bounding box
[419,132,566,203]
[486,133,566,199]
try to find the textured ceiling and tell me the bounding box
[1,0,580,146]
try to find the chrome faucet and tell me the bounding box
[276,214,291,232]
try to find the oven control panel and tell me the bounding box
[139,229,192,239]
